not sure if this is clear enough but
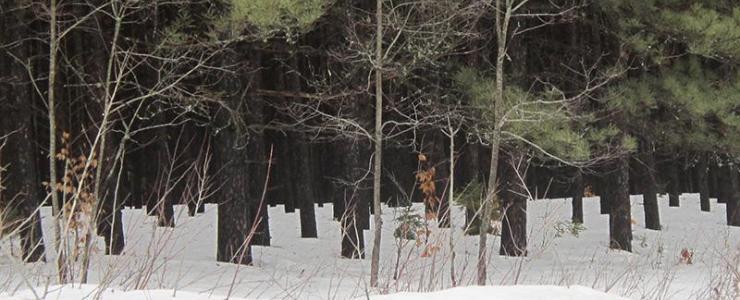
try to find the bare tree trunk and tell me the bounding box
[668,161,680,207]
[447,125,457,286]
[464,144,482,235]
[435,133,451,228]
[215,48,253,265]
[341,138,366,259]
[478,136,500,285]
[709,163,720,200]
[599,174,611,215]
[295,138,318,238]
[248,52,270,245]
[641,140,660,230]
[609,153,632,252]
[478,0,510,285]
[720,163,740,227]
[499,153,527,257]
[47,0,66,281]
[571,169,584,224]
[370,0,384,286]
[696,153,710,212]
[2,46,46,263]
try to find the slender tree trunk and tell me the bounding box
[571,169,584,224]
[609,154,632,252]
[249,137,271,244]
[447,125,457,286]
[641,141,660,230]
[478,135,500,284]
[696,153,710,212]
[295,139,318,238]
[1,57,46,263]
[479,0,510,285]
[84,15,125,286]
[464,144,482,235]
[499,153,527,257]
[719,164,740,226]
[435,134,451,228]
[247,77,270,245]
[330,143,346,221]
[369,0,383,286]
[340,138,365,259]
[599,172,611,215]
[46,0,66,280]
[668,161,680,207]
[709,163,720,200]
[95,133,126,255]
[279,138,296,214]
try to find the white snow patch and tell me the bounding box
[2,284,627,300]
[370,285,628,300]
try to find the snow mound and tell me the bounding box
[369,285,629,300]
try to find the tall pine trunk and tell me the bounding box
[340,138,366,259]
[435,133,451,228]
[215,48,253,265]
[295,139,318,238]
[668,161,680,207]
[1,59,46,262]
[370,0,384,285]
[248,52,270,246]
[571,169,584,224]
[719,164,740,226]
[499,153,527,257]
[599,171,611,215]
[464,144,482,235]
[640,141,660,230]
[696,153,710,212]
[609,154,632,252]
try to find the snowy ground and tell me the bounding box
[0,194,738,299]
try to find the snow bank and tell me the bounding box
[370,285,628,300]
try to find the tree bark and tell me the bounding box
[719,164,740,227]
[609,154,632,252]
[499,153,527,257]
[370,0,384,285]
[435,133,451,228]
[340,138,366,259]
[215,49,253,265]
[295,138,318,238]
[248,52,270,246]
[330,143,346,221]
[640,141,661,230]
[0,12,46,262]
[571,169,584,224]
[696,153,710,212]
[464,144,482,235]
[154,128,175,228]
[1,76,46,263]
[479,0,509,285]
[668,161,680,207]
[599,172,611,215]
[709,163,720,200]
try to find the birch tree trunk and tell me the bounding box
[47,0,67,283]
[478,0,510,285]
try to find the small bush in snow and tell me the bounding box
[554,220,586,238]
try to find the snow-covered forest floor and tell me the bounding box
[1,194,738,299]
